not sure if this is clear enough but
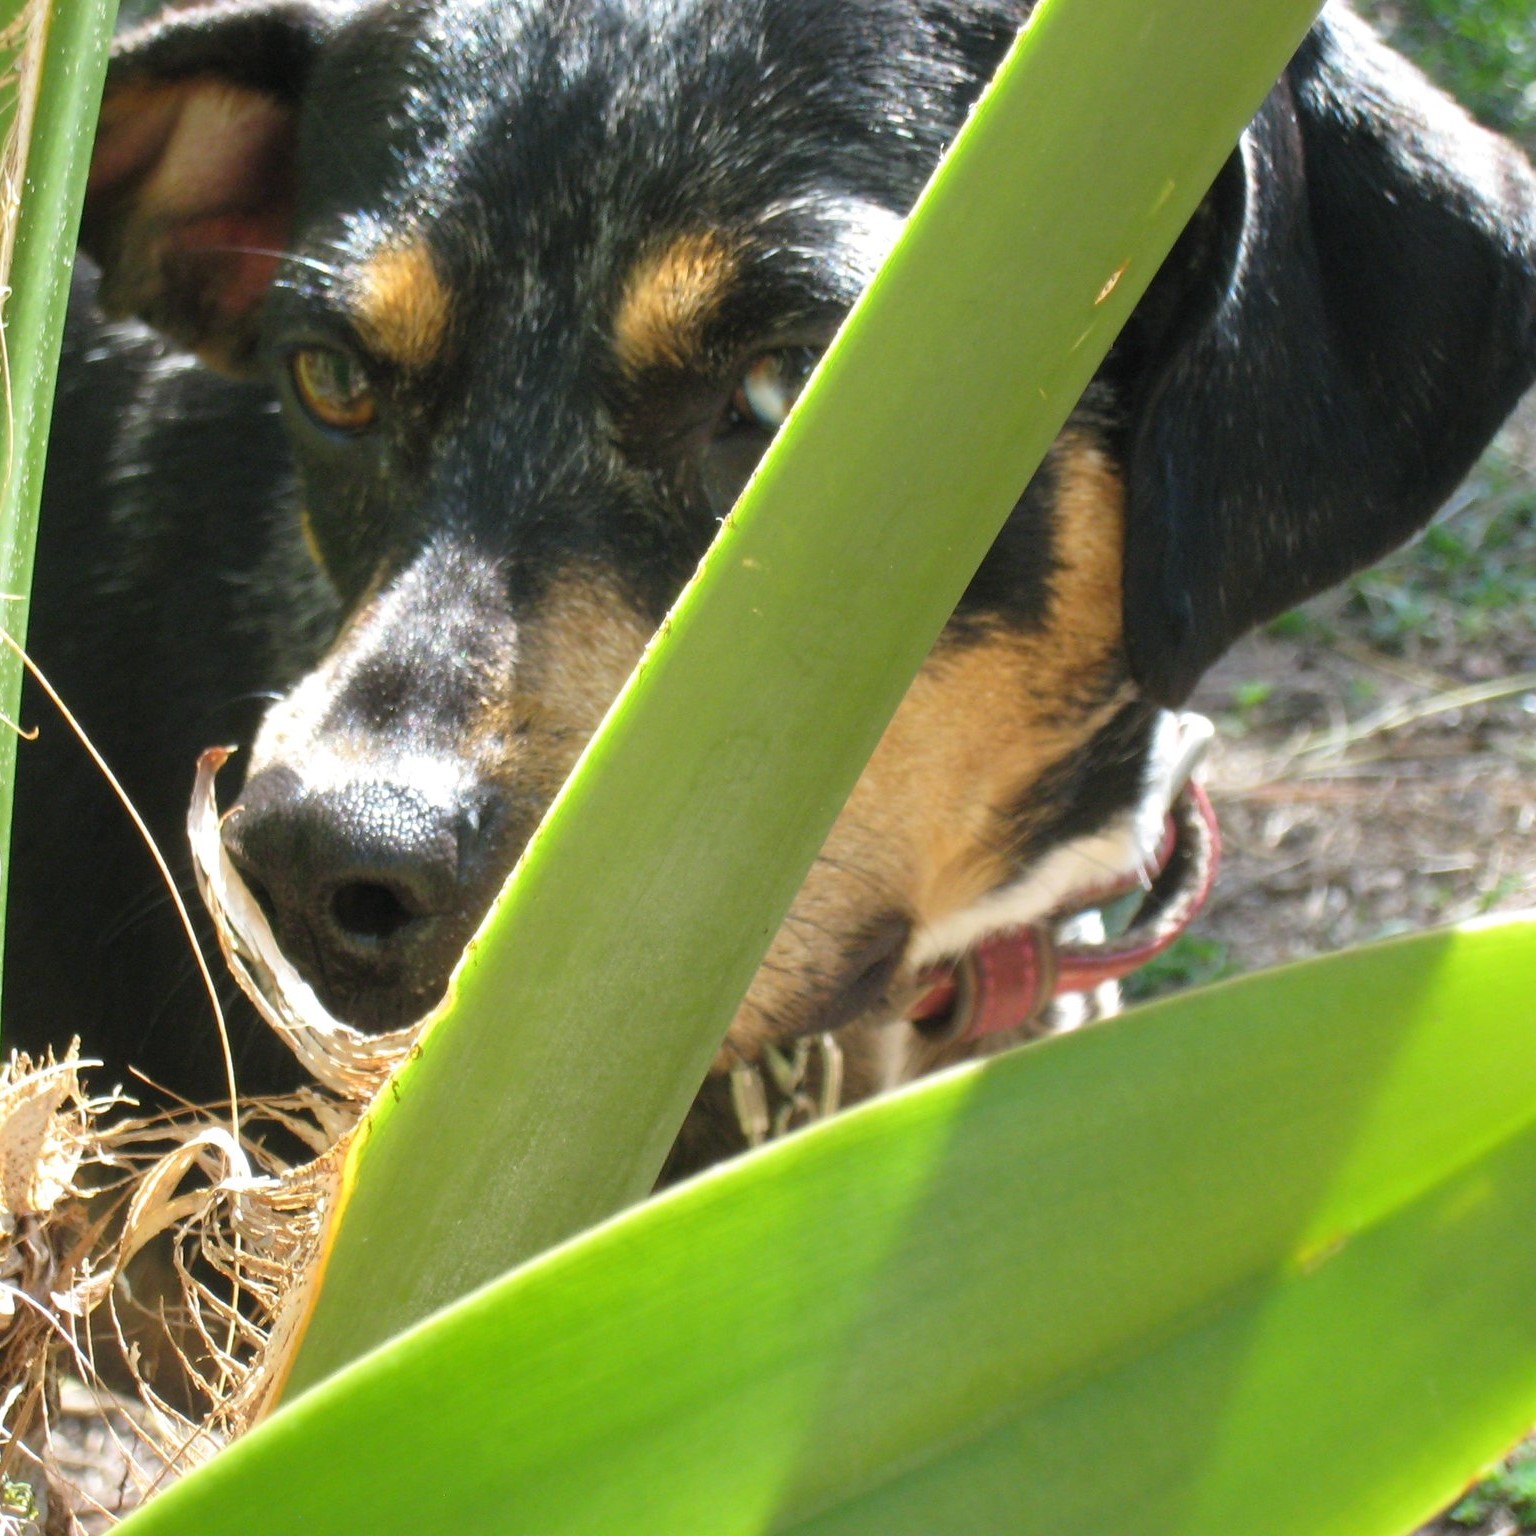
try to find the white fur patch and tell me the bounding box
[906,711,1212,969]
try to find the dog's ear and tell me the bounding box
[81,1,332,373]
[1122,7,1536,706]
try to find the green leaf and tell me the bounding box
[117,918,1536,1534]
[290,0,1328,1391]
[0,0,116,1000]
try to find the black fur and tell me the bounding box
[10,0,1535,1124]
[9,288,334,1094]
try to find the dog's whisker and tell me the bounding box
[206,247,346,283]
[100,885,180,949]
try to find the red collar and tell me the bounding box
[908,779,1220,1043]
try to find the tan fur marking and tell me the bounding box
[473,574,653,799]
[354,242,452,369]
[613,232,738,374]
[725,435,1131,1065]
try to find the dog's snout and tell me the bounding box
[222,763,494,1025]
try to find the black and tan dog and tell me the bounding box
[9,0,1535,1173]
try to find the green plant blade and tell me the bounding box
[291,0,1326,1390]
[118,917,1536,1535]
[0,0,115,998]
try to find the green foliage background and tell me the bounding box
[1359,0,1536,143]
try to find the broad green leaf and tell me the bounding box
[119,918,1536,1535]
[292,0,1327,1389]
[0,0,115,997]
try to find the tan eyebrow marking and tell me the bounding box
[353,241,453,369]
[613,231,739,375]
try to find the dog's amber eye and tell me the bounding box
[729,347,819,431]
[290,346,377,432]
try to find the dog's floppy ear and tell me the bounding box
[1122,6,1536,707]
[81,1,332,373]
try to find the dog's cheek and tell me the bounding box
[725,438,1133,1063]
[476,575,656,800]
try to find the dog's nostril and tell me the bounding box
[330,880,418,945]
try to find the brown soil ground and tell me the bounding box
[1191,627,1535,977]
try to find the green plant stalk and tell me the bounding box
[119,918,1536,1535]
[0,0,114,1010]
[289,0,1326,1392]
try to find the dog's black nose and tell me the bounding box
[222,763,494,1026]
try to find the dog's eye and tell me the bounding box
[290,346,378,433]
[729,347,819,432]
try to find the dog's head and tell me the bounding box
[81,0,1536,1068]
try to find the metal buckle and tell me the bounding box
[729,1032,845,1148]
